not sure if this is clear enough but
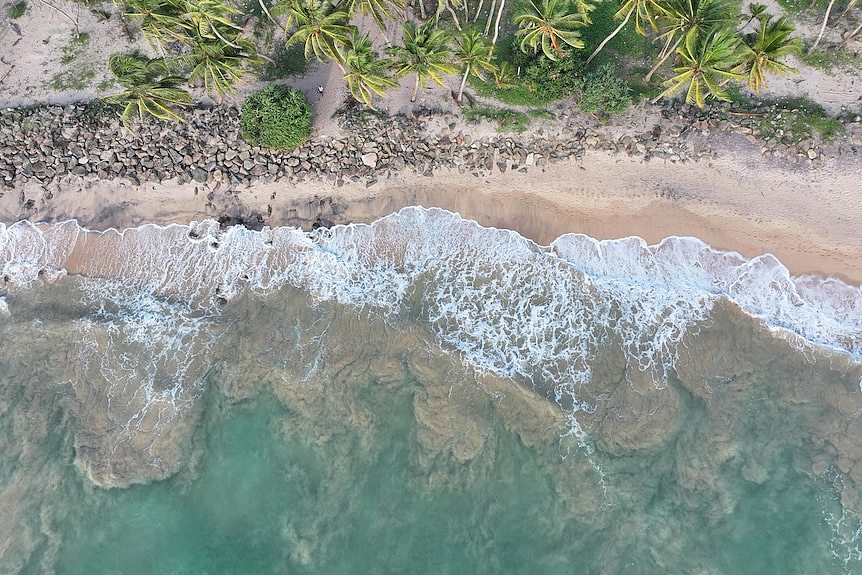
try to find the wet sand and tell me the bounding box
[2,148,861,284]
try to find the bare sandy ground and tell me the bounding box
[3,147,861,284]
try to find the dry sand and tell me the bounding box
[3,147,861,285]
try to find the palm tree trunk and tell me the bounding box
[447,4,463,29]
[458,67,469,103]
[37,0,79,36]
[484,0,496,36]
[257,0,277,24]
[644,35,683,82]
[473,0,484,21]
[836,0,859,22]
[411,74,420,102]
[490,0,505,49]
[810,0,837,52]
[840,19,862,45]
[586,7,632,64]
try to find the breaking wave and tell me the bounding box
[1,206,860,421]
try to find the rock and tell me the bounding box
[360,152,378,169]
[807,149,818,160]
[192,168,208,183]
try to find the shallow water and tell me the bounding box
[1,207,862,574]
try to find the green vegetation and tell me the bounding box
[103,0,842,133]
[800,48,860,71]
[8,0,27,18]
[241,86,312,149]
[757,97,844,141]
[48,32,95,91]
[388,21,457,102]
[463,104,531,132]
[578,63,631,114]
[513,0,587,60]
[343,31,397,108]
[49,68,97,90]
[60,32,90,65]
[119,0,260,99]
[739,13,802,94]
[453,28,498,103]
[259,43,309,80]
[103,52,192,128]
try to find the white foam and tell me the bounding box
[1,207,860,433]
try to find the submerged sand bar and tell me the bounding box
[3,148,860,285]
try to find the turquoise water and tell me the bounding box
[2,209,862,574]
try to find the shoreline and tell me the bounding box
[3,147,861,286]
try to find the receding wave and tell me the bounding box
[2,206,861,411]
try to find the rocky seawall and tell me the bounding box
[1,102,860,194]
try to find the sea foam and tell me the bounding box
[1,207,860,418]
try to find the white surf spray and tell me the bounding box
[1,207,860,436]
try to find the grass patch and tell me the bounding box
[468,75,560,106]
[241,86,312,149]
[259,43,309,80]
[8,0,27,18]
[757,97,844,141]
[800,48,860,71]
[463,104,531,133]
[775,0,827,15]
[49,67,97,90]
[60,32,90,65]
[580,1,659,64]
[97,78,116,92]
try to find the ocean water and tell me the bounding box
[1,206,862,574]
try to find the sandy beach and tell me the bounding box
[3,145,861,285]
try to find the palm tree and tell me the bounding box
[104,52,192,128]
[181,36,260,98]
[643,0,736,81]
[343,32,398,107]
[739,14,801,93]
[654,26,743,107]
[274,0,354,65]
[174,0,244,46]
[586,0,670,63]
[121,0,187,50]
[435,0,465,30]
[810,0,837,52]
[453,28,497,103]
[513,0,586,60]
[122,0,245,49]
[339,0,405,37]
[388,21,457,102]
[739,2,767,30]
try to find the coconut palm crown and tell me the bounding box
[104,52,192,128]
[343,32,398,107]
[513,0,586,61]
[387,21,457,102]
[275,0,354,65]
[454,28,497,103]
[655,26,744,107]
[740,13,802,93]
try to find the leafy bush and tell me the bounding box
[577,64,632,116]
[8,1,27,18]
[241,86,312,150]
[463,105,531,133]
[259,43,308,81]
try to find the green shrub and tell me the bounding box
[577,64,632,116]
[8,0,27,18]
[241,86,312,150]
[463,105,531,133]
[259,43,308,81]
[522,51,585,100]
